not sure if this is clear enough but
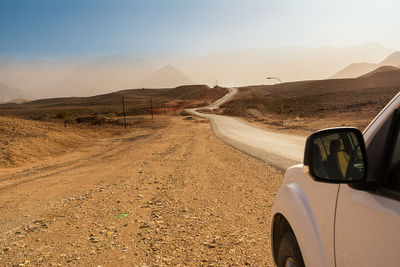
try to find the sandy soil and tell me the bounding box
[0,117,140,168]
[236,109,380,136]
[0,116,282,266]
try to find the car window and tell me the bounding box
[386,121,400,191]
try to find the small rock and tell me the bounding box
[203,242,216,249]
[90,237,100,243]
[139,222,150,229]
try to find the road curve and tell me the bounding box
[188,88,306,170]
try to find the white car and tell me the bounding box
[271,91,400,267]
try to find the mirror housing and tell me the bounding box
[304,127,368,183]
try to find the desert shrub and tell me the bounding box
[75,117,85,123]
[183,102,208,109]
[222,106,245,116]
[180,110,191,116]
[106,112,117,118]
[75,116,107,125]
[55,111,69,120]
[30,113,48,121]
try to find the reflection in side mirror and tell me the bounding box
[304,128,367,183]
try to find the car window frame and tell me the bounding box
[377,108,400,201]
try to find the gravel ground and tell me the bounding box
[0,116,283,266]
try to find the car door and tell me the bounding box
[335,112,400,266]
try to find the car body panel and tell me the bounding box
[335,184,400,267]
[272,165,339,267]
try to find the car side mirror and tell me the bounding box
[304,128,367,183]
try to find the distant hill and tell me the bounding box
[330,63,379,79]
[331,51,400,79]
[380,51,400,66]
[134,65,193,89]
[0,83,29,103]
[359,65,400,78]
[0,85,228,120]
[223,67,400,122]
[26,84,222,107]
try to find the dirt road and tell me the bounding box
[0,117,282,266]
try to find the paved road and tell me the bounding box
[207,87,238,110]
[188,88,306,170]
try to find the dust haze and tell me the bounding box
[0,42,395,101]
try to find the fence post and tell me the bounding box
[122,95,127,128]
[150,98,153,120]
[163,98,166,114]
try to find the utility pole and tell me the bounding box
[121,95,127,129]
[150,98,153,120]
[163,98,166,115]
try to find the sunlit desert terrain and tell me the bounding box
[0,69,398,265]
[0,115,282,266]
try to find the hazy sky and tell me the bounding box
[1,0,399,57]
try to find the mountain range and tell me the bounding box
[152,42,394,85]
[0,43,397,100]
[0,56,196,101]
[331,51,400,79]
[134,65,193,89]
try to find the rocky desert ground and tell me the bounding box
[0,115,282,266]
[1,75,399,266]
